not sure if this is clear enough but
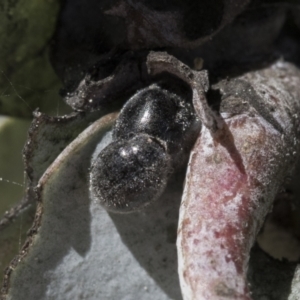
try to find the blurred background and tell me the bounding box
[0,0,70,282]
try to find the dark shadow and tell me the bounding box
[170,5,297,82]
[214,119,246,175]
[109,170,185,300]
[248,158,300,299]
[274,11,300,68]
[206,88,222,112]
[248,244,298,300]
[50,0,122,91]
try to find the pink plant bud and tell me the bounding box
[177,61,300,300]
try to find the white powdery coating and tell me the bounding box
[178,119,283,300]
[177,61,300,300]
[91,131,113,162]
[289,266,300,300]
[6,115,183,300]
[44,203,169,300]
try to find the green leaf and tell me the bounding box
[0,0,65,118]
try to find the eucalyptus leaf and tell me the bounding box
[23,110,109,186]
[2,112,185,300]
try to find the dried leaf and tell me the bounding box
[177,60,300,300]
[1,112,187,300]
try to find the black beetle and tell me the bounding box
[90,82,201,212]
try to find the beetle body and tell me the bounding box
[90,83,200,213]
